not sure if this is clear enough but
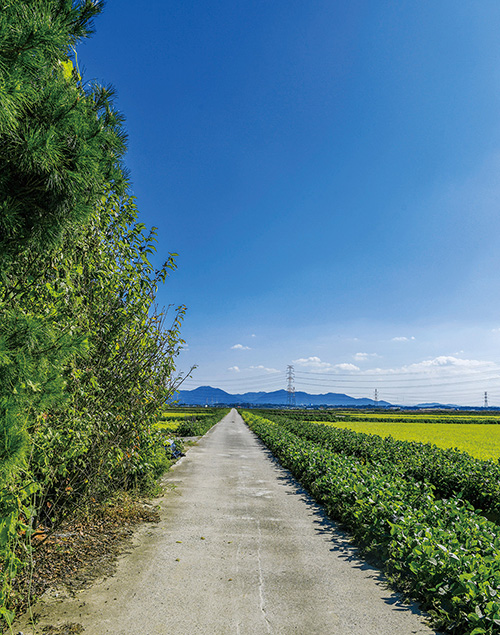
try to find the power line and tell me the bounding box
[178,367,500,407]
[294,367,500,380]
[182,378,284,389]
[293,375,500,389]
[181,373,284,386]
[294,370,500,383]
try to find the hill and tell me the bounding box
[174,386,390,407]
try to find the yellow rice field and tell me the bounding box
[161,410,211,418]
[155,409,211,431]
[319,420,500,461]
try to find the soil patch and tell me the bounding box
[8,494,160,631]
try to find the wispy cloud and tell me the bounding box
[249,365,280,374]
[391,336,416,342]
[354,352,379,362]
[228,366,240,372]
[293,356,359,372]
[231,344,251,350]
[403,356,493,371]
[365,356,498,376]
[293,356,334,370]
[293,354,496,379]
[335,363,360,371]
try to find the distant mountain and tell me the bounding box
[415,403,443,408]
[173,386,391,407]
[415,403,460,409]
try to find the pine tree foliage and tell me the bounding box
[0,0,127,283]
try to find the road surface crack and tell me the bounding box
[257,519,272,633]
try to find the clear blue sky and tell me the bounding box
[80,0,500,406]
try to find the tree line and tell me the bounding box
[0,1,185,624]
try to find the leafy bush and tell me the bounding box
[175,410,229,437]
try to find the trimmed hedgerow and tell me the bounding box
[242,411,500,635]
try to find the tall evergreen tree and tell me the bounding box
[0,0,127,286]
[0,3,130,620]
[0,0,129,485]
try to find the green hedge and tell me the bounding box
[174,409,229,437]
[259,412,500,518]
[242,411,500,635]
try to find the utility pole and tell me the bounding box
[286,365,296,407]
[374,389,379,406]
[484,391,489,408]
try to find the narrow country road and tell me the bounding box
[17,409,439,634]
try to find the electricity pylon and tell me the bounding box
[286,365,296,407]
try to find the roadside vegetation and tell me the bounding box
[157,409,230,437]
[316,419,500,461]
[257,410,500,517]
[0,1,202,626]
[7,408,227,625]
[242,409,500,635]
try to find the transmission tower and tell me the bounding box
[374,389,379,406]
[286,365,296,407]
[484,391,489,408]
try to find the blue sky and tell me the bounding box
[80,1,500,406]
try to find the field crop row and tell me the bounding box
[340,413,500,424]
[257,412,500,519]
[156,408,229,437]
[242,411,500,635]
[317,420,500,461]
[256,409,500,426]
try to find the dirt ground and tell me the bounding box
[8,494,161,634]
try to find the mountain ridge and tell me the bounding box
[174,385,390,407]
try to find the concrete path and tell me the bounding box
[17,409,439,634]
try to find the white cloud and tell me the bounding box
[293,354,496,379]
[354,352,379,362]
[391,336,416,342]
[251,333,256,338]
[231,344,251,350]
[293,356,334,370]
[228,366,240,372]
[293,356,359,372]
[249,365,280,374]
[335,363,360,371]
[365,356,498,376]
[405,356,492,371]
